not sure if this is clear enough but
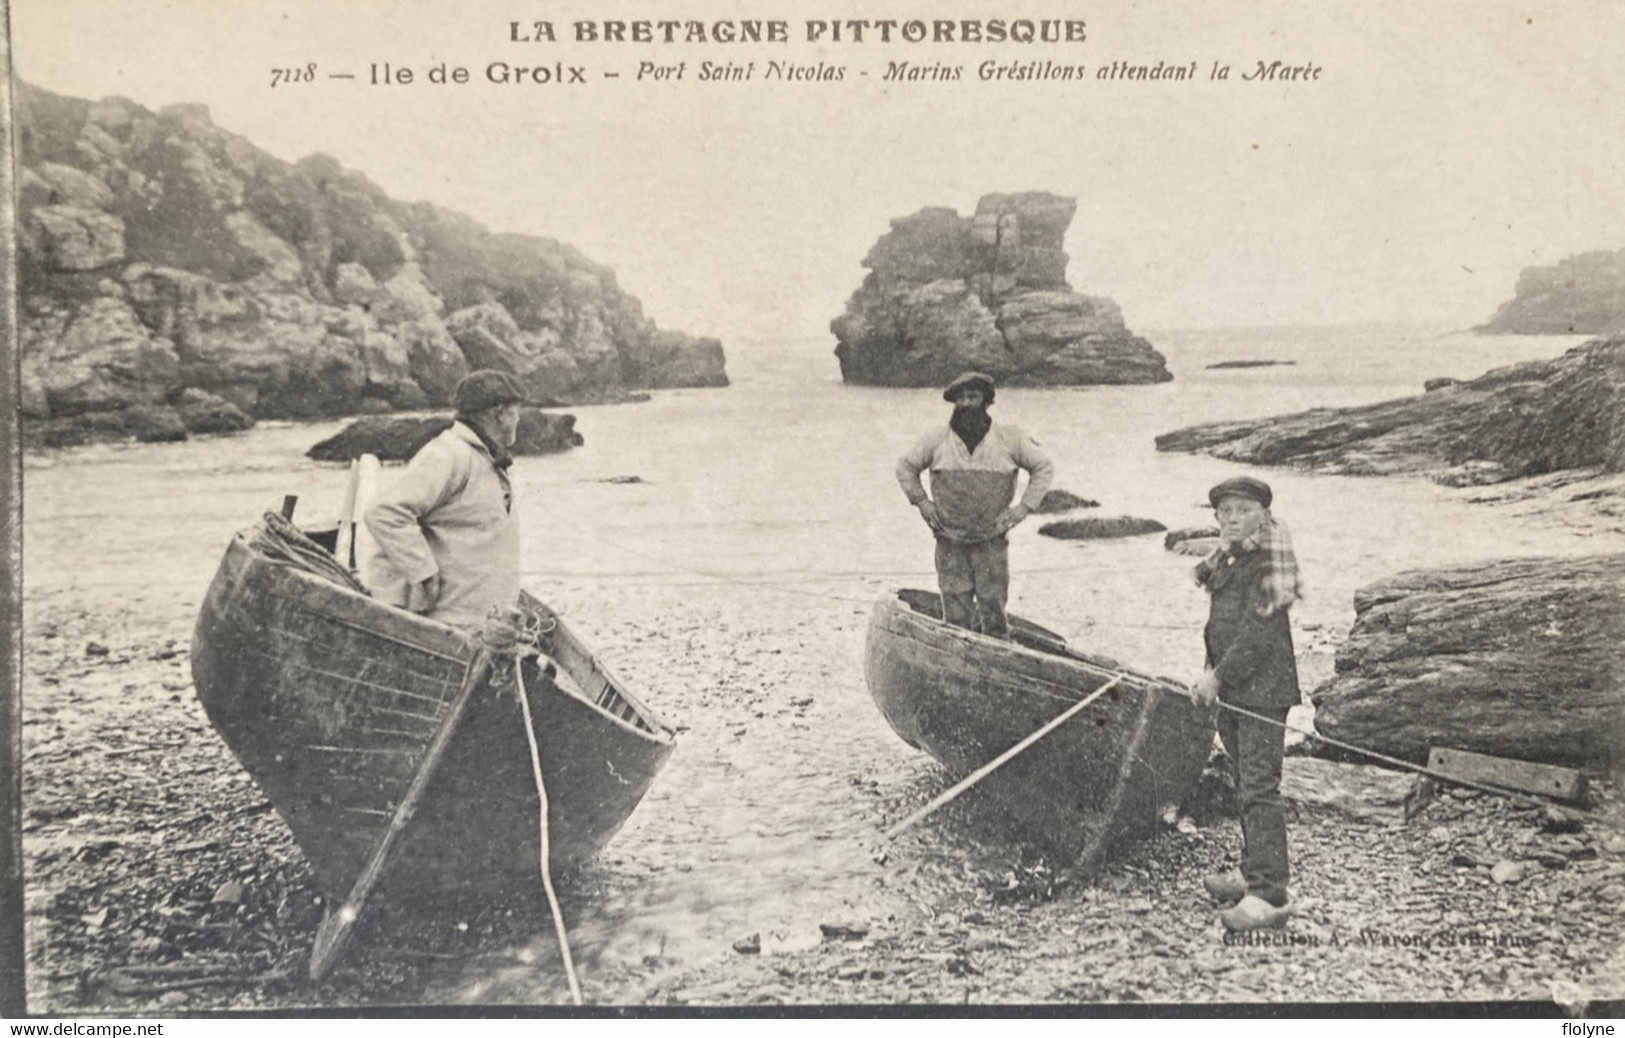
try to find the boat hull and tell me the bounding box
[192,529,675,902]
[866,590,1213,869]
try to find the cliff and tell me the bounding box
[830,193,1171,387]
[1478,249,1625,335]
[1154,335,1625,484]
[14,82,727,446]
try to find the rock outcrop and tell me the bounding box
[15,82,727,447]
[306,410,582,463]
[1312,555,1625,772]
[1033,489,1098,513]
[1478,249,1625,334]
[1155,335,1625,483]
[1163,526,1220,557]
[1037,516,1166,540]
[831,193,1171,387]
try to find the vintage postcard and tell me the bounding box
[4,0,1624,1017]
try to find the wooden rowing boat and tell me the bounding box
[865,589,1214,869]
[190,515,676,915]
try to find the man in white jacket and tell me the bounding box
[896,372,1055,638]
[364,370,527,627]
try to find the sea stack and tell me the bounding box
[831,192,1171,387]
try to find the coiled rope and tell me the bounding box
[478,609,583,1006]
[253,511,368,593]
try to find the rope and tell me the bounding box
[479,610,582,1006]
[253,511,368,593]
[884,675,1127,840]
[567,524,1218,616]
[1210,699,1555,809]
[569,529,878,605]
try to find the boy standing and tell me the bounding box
[1192,475,1301,931]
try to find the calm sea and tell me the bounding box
[24,323,1607,660]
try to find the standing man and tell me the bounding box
[1191,475,1302,932]
[364,370,529,628]
[896,372,1054,639]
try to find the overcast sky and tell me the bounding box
[14,0,1625,343]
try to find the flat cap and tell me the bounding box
[1208,475,1273,509]
[453,370,531,413]
[943,371,996,404]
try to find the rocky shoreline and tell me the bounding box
[1156,335,1625,490]
[15,81,727,449]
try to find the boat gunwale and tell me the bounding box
[867,595,1175,755]
[222,527,677,747]
[516,590,676,744]
[871,590,1190,702]
[521,648,678,747]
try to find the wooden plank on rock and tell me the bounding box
[1426,746,1588,804]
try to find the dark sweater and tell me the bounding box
[1203,547,1301,709]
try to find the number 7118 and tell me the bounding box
[271,64,317,88]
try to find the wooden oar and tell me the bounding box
[884,674,1126,840]
[308,648,496,982]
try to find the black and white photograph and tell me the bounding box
[4,0,1625,1017]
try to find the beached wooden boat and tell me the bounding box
[866,589,1214,868]
[191,514,676,915]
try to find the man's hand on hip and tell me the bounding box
[994,503,1032,535]
[916,499,944,532]
[406,574,442,615]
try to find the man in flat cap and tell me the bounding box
[1191,475,1302,931]
[896,372,1054,639]
[364,370,530,627]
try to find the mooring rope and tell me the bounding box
[1210,698,1556,810]
[566,523,1220,625]
[884,676,1128,839]
[479,611,583,1006]
[568,527,880,605]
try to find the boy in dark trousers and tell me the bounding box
[1191,475,1301,931]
